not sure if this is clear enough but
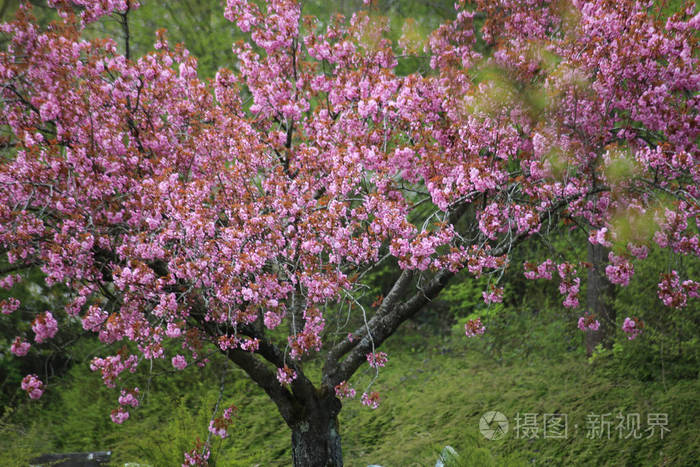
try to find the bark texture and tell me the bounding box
[290,395,343,467]
[585,242,616,355]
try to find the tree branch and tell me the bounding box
[322,269,413,384]
[0,262,35,275]
[223,347,299,424]
[189,302,319,408]
[324,267,453,388]
[322,189,603,388]
[119,3,131,61]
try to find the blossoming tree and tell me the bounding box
[1,0,697,465]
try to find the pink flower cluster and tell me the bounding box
[627,243,649,260]
[523,259,554,280]
[166,322,182,338]
[605,253,634,286]
[118,387,140,408]
[21,374,44,400]
[588,228,613,248]
[464,318,486,337]
[0,274,21,289]
[183,440,210,466]
[10,336,31,356]
[1,297,20,315]
[172,354,188,370]
[288,308,324,359]
[110,406,130,424]
[90,354,138,388]
[240,338,259,352]
[557,263,580,308]
[334,381,356,399]
[263,310,283,329]
[208,405,237,439]
[208,420,226,439]
[48,0,140,25]
[482,286,504,304]
[82,305,108,332]
[577,314,600,332]
[276,365,297,385]
[658,271,699,309]
[32,311,58,343]
[361,391,381,409]
[110,382,139,424]
[621,317,643,340]
[366,351,388,369]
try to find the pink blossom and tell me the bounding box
[605,253,634,286]
[10,337,31,356]
[118,388,140,408]
[276,365,297,385]
[240,338,259,352]
[464,318,486,337]
[209,419,228,439]
[1,297,20,315]
[263,311,282,329]
[223,405,237,420]
[366,351,388,369]
[621,317,643,340]
[334,381,356,399]
[90,354,139,388]
[482,287,504,304]
[627,243,649,260]
[563,294,580,309]
[21,374,44,400]
[0,274,21,289]
[82,305,108,332]
[524,259,554,280]
[48,0,140,25]
[683,280,699,300]
[165,322,182,338]
[577,314,600,331]
[110,406,130,424]
[32,311,58,343]
[657,271,698,308]
[558,263,580,308]
[589,228,613,247]
[39,100,59,121]
[361,391,380,409]
[183,442,210,466]
[172,355,187,370]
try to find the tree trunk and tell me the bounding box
[290,394,343,467]
[585,242,616,355]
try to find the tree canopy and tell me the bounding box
[0,1,697,465]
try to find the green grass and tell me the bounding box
[336,341,699,467]
[2,328,698,466]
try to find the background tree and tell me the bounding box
[0,1,697,466]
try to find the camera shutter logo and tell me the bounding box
[480,411,509,440]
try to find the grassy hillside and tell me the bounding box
[2,322,698,466]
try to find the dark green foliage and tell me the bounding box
[601,245,700,382]
[0,262,81,409]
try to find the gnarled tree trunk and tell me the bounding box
[290,394,343,467]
